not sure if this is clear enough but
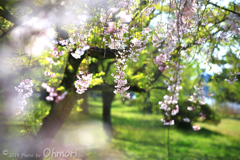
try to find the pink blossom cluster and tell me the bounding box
[100,4,148,62]
[187,106,194,111]
[99,5,151,101]
[152,11,199,72]
[128,29,150,62]
[187,84,208,131]
[226,13,240,35]
[75,71,92,94]
[128,27,151,62]
[141,7,155,17]
[100,10,133,99]
[171,105,179,116]
[225,72,240,84]
[58,34,86,47]
[44,47,65,78]
[104,22,129,50]
[152,0,199,73]
[152,22,176,73]
[154,54,170,72]
[115,11,132,24]
[192,125,200,131]
[186,106,201,130]
[111,66,130,99]
[116,0,137,12]
[158,65,183,125]
[46,57,60,65]
[188,85,206,105]
[128,47,140,62]
[15,79,33,114]
[99,8,132,99]
[51,47,65,58]
[180,0,197,20]
[199,112,206,119]
[42,83,67,102]
[59,40,68,46]
[71,46,90,59]
[111,51,131,100]
[215,32,229,43]
[161,119,174,126]
[149,0,161,4]
[44,71,55,77]
[183,117,190,123]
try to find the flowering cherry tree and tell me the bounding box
[0,0,240,159]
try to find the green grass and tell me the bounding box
[2,98,239,160]
[53,98,240,160]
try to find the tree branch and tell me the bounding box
[132,64,147,75]
[59,53,84,90]
[0,8,18,23]
[89,46,126,60]
[208,1,240,16]
[151,69,162,83]
[151,86,168,90]
[89,83,146,92]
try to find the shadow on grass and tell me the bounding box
[176,127,224,137]
[115,136,165,147]
[66,109,240,160]
[228,117,240,120]
[71,110,225,138]
[111,114,164,129]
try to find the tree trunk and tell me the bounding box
[101,90,115,137]
[17,43,123,160]
[21,90,82,160]
[80,91,89,114]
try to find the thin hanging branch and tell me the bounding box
[208,1,240,16]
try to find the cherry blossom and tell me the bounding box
[106,22,115,34]
[46,57,60,65]
[71,45,90,59]
[171,105,179,116]
[188,85,206,104]
[42,83,57,101]
[111,69,130,99]
[75,71,92,94]
[187,106,194,111]
[192,125,200,131]
[116,11,132,23]
[199,112,206,119]
[15,79,34,114]
[225,72,240,84]
[41,83,67,103]
[161,119,175,126]
[44,71,55,77]
[55,91,68,103]
[183,117,190,123]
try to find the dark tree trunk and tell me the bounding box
[101,90,115,137]
[17,44,122,160]
[80,91,89,114]
[21,91,83,160]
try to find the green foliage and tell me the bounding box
[173,99,221,129]
[19,100,51,136]
[89,71,105,87]
[209,50,240,103]
[71,99,83,113]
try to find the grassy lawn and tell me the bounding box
[1,98,240,160]
[54,98,240,160]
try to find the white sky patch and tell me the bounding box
[200,63,223,75]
